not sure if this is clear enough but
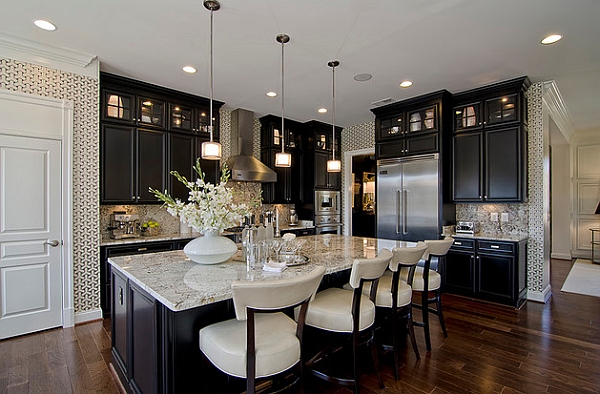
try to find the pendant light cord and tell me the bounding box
[331,63,336,160]
[280,37,285,154]
[209,7,214,142]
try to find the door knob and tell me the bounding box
[44,240,60,247]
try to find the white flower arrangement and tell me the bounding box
[150,159,259,234]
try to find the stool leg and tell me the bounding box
[391,309,400,380]
[369,329,384,389]
[422,290,432,351]
[435,289,448,337]
[407,305,420,360]
[352,331,360,394]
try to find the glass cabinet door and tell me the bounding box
[316,132,328,150]
[486,94,517,125]
[408,106,437,134]
[196,108,219,139]
[169,103,193,131]
[103,90,135,123]
[454,102,482,130]
[138,97,165,127]
[378,116,403,139]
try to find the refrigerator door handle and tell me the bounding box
[402,189,409,235]
[396,189,402,234]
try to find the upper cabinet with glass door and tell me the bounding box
[102,89,165,128]
[453,76,530,133]
[168,102,218,139]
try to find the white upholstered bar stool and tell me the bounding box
[371,242,428,380]
[301,248,392,394]
[199,266,325,394]
[400,237,454,351]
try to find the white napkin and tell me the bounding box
[262,259,287,272]
[282,233,296,241]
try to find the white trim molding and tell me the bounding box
[527,285,552,303]
[74,308,103,325]
[0,32,98,78]
[542,81,575,143]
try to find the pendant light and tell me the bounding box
[275,34,292,168]
[201,0,222,160]
[327,60,341,172]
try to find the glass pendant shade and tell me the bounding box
[327,159,341,172]
[275,152,292,167]
[201,139,222,160]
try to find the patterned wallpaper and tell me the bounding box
[0,59,100,313]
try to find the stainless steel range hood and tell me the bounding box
[226,108,277,182]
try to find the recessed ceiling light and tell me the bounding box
[354,73,372,82]
[34,19,56,31]
[318,108,328,114]
[182,65,197,74]
[266,91,277,98]
[400,80,413,88]
[541,34,562,45]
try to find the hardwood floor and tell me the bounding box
[1,258,598,393]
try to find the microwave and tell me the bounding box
[315,190,340,215]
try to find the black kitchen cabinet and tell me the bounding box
[304,120,342,191]
[260,115,303,204]
[101,125,166,204]
[443,237,527,308]
[372,90,451,159]
[111,268,128,383]
[168,133,219,201]
[101,240,189,316]
[101,72,222,205]
[452,76,530,203]
[280,227,315,237]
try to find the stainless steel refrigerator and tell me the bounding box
[376,153,445,241]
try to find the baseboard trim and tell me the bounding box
[74,308,103,325]
[551,252,572,260]
[527,284,552,303]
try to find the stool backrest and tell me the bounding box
[348,248,393,289]
[422,237,454,261]
[231,266,326,320]
[389,242,428,272]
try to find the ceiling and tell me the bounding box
[3,0,600,131]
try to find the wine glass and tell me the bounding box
[272,239,283,262]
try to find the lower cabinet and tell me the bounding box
[280,227,315,237]
[101,239,194,316]
[443,237,527,308]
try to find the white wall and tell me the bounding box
[550,143,571,259]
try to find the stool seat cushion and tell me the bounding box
[400,267,441,291]
[199,312,299,379]
[343,276,412,308]
[305,287,375,333]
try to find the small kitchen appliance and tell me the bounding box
[109,212,141,239]
[314,190,341,234]
[455,221,478,235]
[288,209,298,226]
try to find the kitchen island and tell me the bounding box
[108,235,411,394]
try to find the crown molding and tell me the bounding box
[542,80,575,143]
[0,31,98,78]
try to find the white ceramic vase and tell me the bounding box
[183,230,237,264]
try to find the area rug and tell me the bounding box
[561,259,600,298]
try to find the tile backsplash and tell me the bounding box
[456,203,529,235]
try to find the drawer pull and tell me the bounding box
[137,247,148,252]
[490,245,500,249]
[455,242,462,245]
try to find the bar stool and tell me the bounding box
[301,248,392,394]
[199,266,325,394]
[370,242,428,380]
[400,237,454,351]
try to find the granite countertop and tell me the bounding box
[108,235,416,312]
[449,232,529,242]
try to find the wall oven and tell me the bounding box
[314,190,342,234]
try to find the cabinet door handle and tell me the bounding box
[137,247,148,252]
[119,286,124,305]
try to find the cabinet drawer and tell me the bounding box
[106,241,174,257]
[450,238,475,251]
[477,240,514,253]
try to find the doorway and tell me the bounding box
[343,148,376,237]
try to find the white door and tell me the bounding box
[0,134,63,339]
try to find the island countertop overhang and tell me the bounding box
[108,235,416,312]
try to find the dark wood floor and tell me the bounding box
[1,258,599,394]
